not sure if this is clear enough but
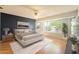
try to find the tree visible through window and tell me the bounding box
[47,20,62,33]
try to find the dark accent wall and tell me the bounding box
[1,12,36,40]
[0,12,1,40]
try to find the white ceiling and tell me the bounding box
[1,5,79,19]
[24,5,79,18]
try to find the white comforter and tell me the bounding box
[15,32,43,47]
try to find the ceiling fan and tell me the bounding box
[34,10,38,15]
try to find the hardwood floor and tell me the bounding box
[0,37,14,54]
[36,33,67,54]
[0,33,67,54]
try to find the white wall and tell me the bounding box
[0,5,35,19]
[78,8,79,16]
[36,21,44,33]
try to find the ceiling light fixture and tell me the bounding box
[34,10,38,15]
[34,12,38,15]
[34,10,39,20]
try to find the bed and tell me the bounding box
[15,29,43,47]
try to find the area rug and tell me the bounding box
[10,39,49,54]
